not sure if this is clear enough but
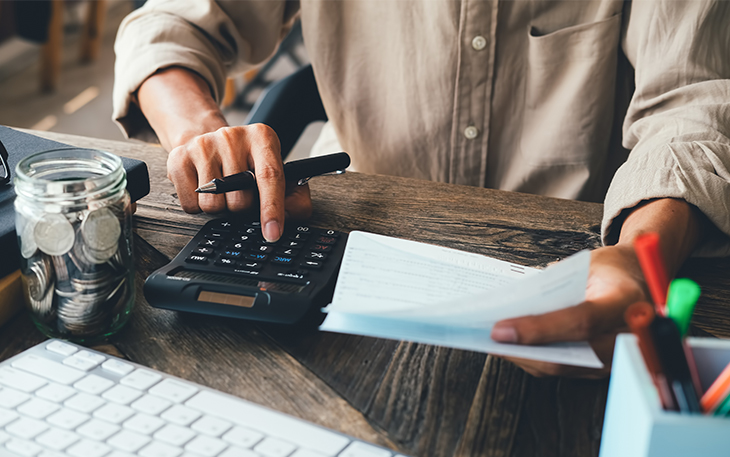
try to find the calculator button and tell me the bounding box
[289,233,309,241]
[230,242,248,250]
[305,252,327,260]
[237,262,263,270]
[314,236,337,245]
[251,245,275,254]
[233,268,260,276]
[300,261,322,269]
[200,240,220,248]
[319,229,340,237]
[295,226,311,233]
[214,258,236,267]
[205,232,225,240]
[311,245,332,253]
[213,221,233,231]
[271,256,294,265]
[284,241,304,249]
[222,250,243,258]
[186,255,208,264]
[245,253,268,261]
[241,227,259,235]
[232,235,255,243]
[194,247,215,255]
[245,221,262,228]
[277,248,299,257]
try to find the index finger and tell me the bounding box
[247,125,285,242]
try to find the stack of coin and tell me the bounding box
[18,203,132,338]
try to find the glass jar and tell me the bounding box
[14,148,134,343]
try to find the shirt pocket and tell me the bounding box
[519,13,622,167]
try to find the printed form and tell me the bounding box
[320,231,603,368]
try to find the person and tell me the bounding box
[112,0,730,377]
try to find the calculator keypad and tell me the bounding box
[184,220,344,282]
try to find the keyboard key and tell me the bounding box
[107,429,151,453]
[120,370,162,391]
[101,359,135,377]
[0,430,9,444]
[74,374,115,395]
[149,380,198,404]
[340,442,393,457]
[123,413,166,435]
[161,405,201,427]
[74,351,106,365]
[46,341,78,357]
[220,448,259,457]
[46,409,90,430]
[66,438,111,457]
[184,435,228,457]
[63,393,105,414]
[62,356,100,372]
[191,415,231,437]
[154,424,196,447]
[0,387,30,408]
[93,403,135,424]
[6,417,48,439]
[186,392,350,456]
[138,440,184,457]
[35,428,80,451]
[0,367,46,392]
[77,418,120,440]
[291,450,329,457]
[185,255,208,265]
[131,395,172,416]
[222,426,263,448]
[5,438,43,456]
[0,407,19,427]
[103,385,143,405]
[16,398,59,419]
[35,383,77,403]
[253,437,297,457]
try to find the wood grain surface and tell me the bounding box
[2,129,729,457]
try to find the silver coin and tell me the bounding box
[34,213,75,256]
[25,258,51,301]
[20,220,38,259]
[82,208,121,252]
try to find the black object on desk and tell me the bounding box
[144,218,348,324]
[0,126,150,278]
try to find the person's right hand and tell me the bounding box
[166,124,313,242]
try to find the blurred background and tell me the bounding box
[0,0,319,160]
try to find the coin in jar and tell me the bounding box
[34,213,75,256]
[19,219,38,258]
[81,207,121,252]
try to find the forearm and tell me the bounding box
[137,67,228,151]
[616,198,706,277]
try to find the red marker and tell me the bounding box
[634,233,669,316]
[625,302,676,410]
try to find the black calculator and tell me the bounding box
[144,218,348,324]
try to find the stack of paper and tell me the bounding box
[320,231,602,368]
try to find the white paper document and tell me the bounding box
[320,231,602,368]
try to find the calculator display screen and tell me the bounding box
[198,291,255,308]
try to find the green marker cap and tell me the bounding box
[666,278,701,337]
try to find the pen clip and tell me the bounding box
[296,169,347,186]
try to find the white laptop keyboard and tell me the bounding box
[0,340,402,457]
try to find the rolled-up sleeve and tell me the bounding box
[112,0,298,141]
[602,0,730,256]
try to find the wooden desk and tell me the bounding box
[2,131,729,457]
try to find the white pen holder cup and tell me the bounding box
[599,334,730,457]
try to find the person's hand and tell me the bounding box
[166,124,313,242]
[490,245,647,378]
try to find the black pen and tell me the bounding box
[196,152,351,194]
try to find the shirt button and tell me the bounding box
[471,35,487,51]
[464,126,480,140]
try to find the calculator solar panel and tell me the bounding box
[144,218,348,324]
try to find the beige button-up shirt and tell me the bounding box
[113,0,730,255]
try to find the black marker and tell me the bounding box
[196,152,351,194]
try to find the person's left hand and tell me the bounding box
[490,244,649,378]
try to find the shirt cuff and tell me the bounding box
[602,142,730,257]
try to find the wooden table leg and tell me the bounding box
[40,0,64,92]
[80,0,107,63]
